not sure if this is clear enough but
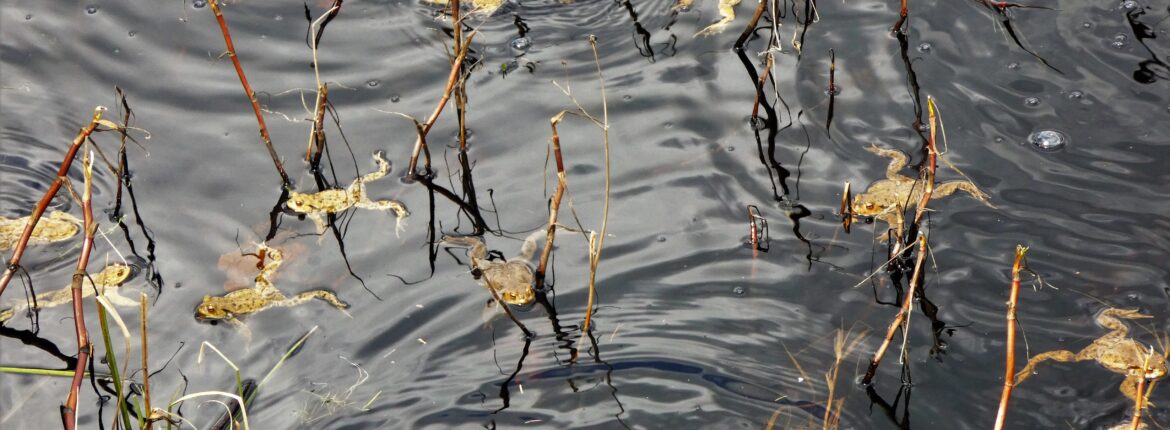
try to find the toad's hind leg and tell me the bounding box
[360,151,392,184]
[355,199,409,236]
[517,230,546,261]
[694,0,743,37]
[1096,308,1150,334]
[1015,349,1078,384]
[275,290,352,317]
[934,180,995,208]
[864,145,909,181]
[1119,376,1154,406]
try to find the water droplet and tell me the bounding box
[917,42,932,53]
[24,14,33,20]
[622,95,632,101]
[128,30,137,37]
[1007,62,1020,70]
[274,15,283,21]
[1112,33,1128,48]
[192,0,208,8]
[1111,40,1126,49]
[1027,129,1068,151]
[113,48,121,54]
[656,235,667,242]
[85,5,99,14]
[825,84,841,96]
[797,377,805,383]
[1024,97,1041,107]
[390,94,401,103]
[366,79,380,88]
[510,37,531,52]
[1122,0,1138,9]
[1082,21,1093,28]
[733,286,745,295]
[1067,90,1083,99]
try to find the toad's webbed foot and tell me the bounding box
[934,180,995,209]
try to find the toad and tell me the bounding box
[195,243,350,334]
[0,262,135,323]
[425,0,504,18]
[0,211,83,251]
[851,144,992,225]
[442,231,543,306]
[674,0,742,37]
[286,151,409,236]
[1015,308,1168,405]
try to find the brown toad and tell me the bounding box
[0,211,83,251]
[195,243,350,334]
[851,144,992,225]
[1016,308,1168,405]
[674,0,742,37]
[0,262,135,323]
[442,231,542,306]
[286,151,409,236]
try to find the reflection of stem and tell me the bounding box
[993,245,1027,430]
[0,107,106,299]
[207,0,292,189]
[63,150,97,430]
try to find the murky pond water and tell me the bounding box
[2,0,1169,428]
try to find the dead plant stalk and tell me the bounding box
[861,234,927,385]
[993,245,1028,430]
[62,150,97,430]
[406,0,476,177]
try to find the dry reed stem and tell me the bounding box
[140,292,154,429]
[406,0,476,177]
[993,245,1028,430]
[207,0,292,189]
[534,111,569,286]
[840,181,852,233]
[824,327,867,430]
[305,1,341,163]
[576,36,611,353]
[62,150,97,430]
[0,108,107,299]
[862,234,927,384]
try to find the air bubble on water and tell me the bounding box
[1007,62,1020,70]
[274,15,283,21]
[85,5,99,14]
[193,0,208,8]
[510,37,531,52]
[128,30,137,37]
[390,94,401,103]
[733,286,745,295]
[1082,21,1093,28]
[1111,41,1126,48]
[366,79,380,88]
[994,137,1005,143]
[1024,97,1041,107]
[656,235,667,242]
[113,48,121,55]
[727,145,735,152]
[1122,0,1138,9]
[1027,129,1068,152]
[622,95,632,101]
[25,14,33,20]
[1067,90,1083,99]
[825,84,841,96]
[664,122,674,129]
[917,42,932,53]
[916,122,931,132]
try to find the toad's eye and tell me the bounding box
[864,203,876,210]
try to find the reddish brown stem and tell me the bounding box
[993,245,1028,430]
[406,7,476,177]
[862,234,927,384]
[208,0,292,189]
[0,108,105,300]
[534,112,569,287]
[62,151,97,430]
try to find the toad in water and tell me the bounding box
[442,231,543,306]
[0,263,135,323]
[286,151,409,236]
[1015,308,1168,405]
[851,144,992,225]
[0,211,83,251]
[195,243,350,330]
[674,0,742,37]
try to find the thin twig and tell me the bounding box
[406,0,476,177]
[534,111,569,287]
[993,245,1028,430]
[862,234,927,385]
[576,35,611,354]
[140,292,154,429]
[62,150,97,430]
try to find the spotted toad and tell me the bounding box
[286,151,409,236]
[674,0,742,37]
[195,243,350,333]
[442,231,543,306]
[0,211,83,251]
[1016,308,1167,405]
[852,144,992,225]
[0,262,136,323]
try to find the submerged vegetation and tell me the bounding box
[0,0,1166,427]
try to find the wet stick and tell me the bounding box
[405,0,476,177]
[534,112,569,287]
[862,234,927,384]
[0,107,107,299]
[62,150,98,430]
[993,245,1028,430]
[140,293,154,429]
[305,1,342,165]
[207,0,292,189]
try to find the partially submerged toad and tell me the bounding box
[426,0,504,17]
[1016,308,1168,405]
[0,211,83,251]
[286,151,409,236]
[674,0,742,37]
[851,144,992,225]
[195,243,350,335]
[0,262,135,323]
[442,231,542,306]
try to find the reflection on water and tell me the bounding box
[1,0,1169,427]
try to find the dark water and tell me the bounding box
[1,0,1169,428]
